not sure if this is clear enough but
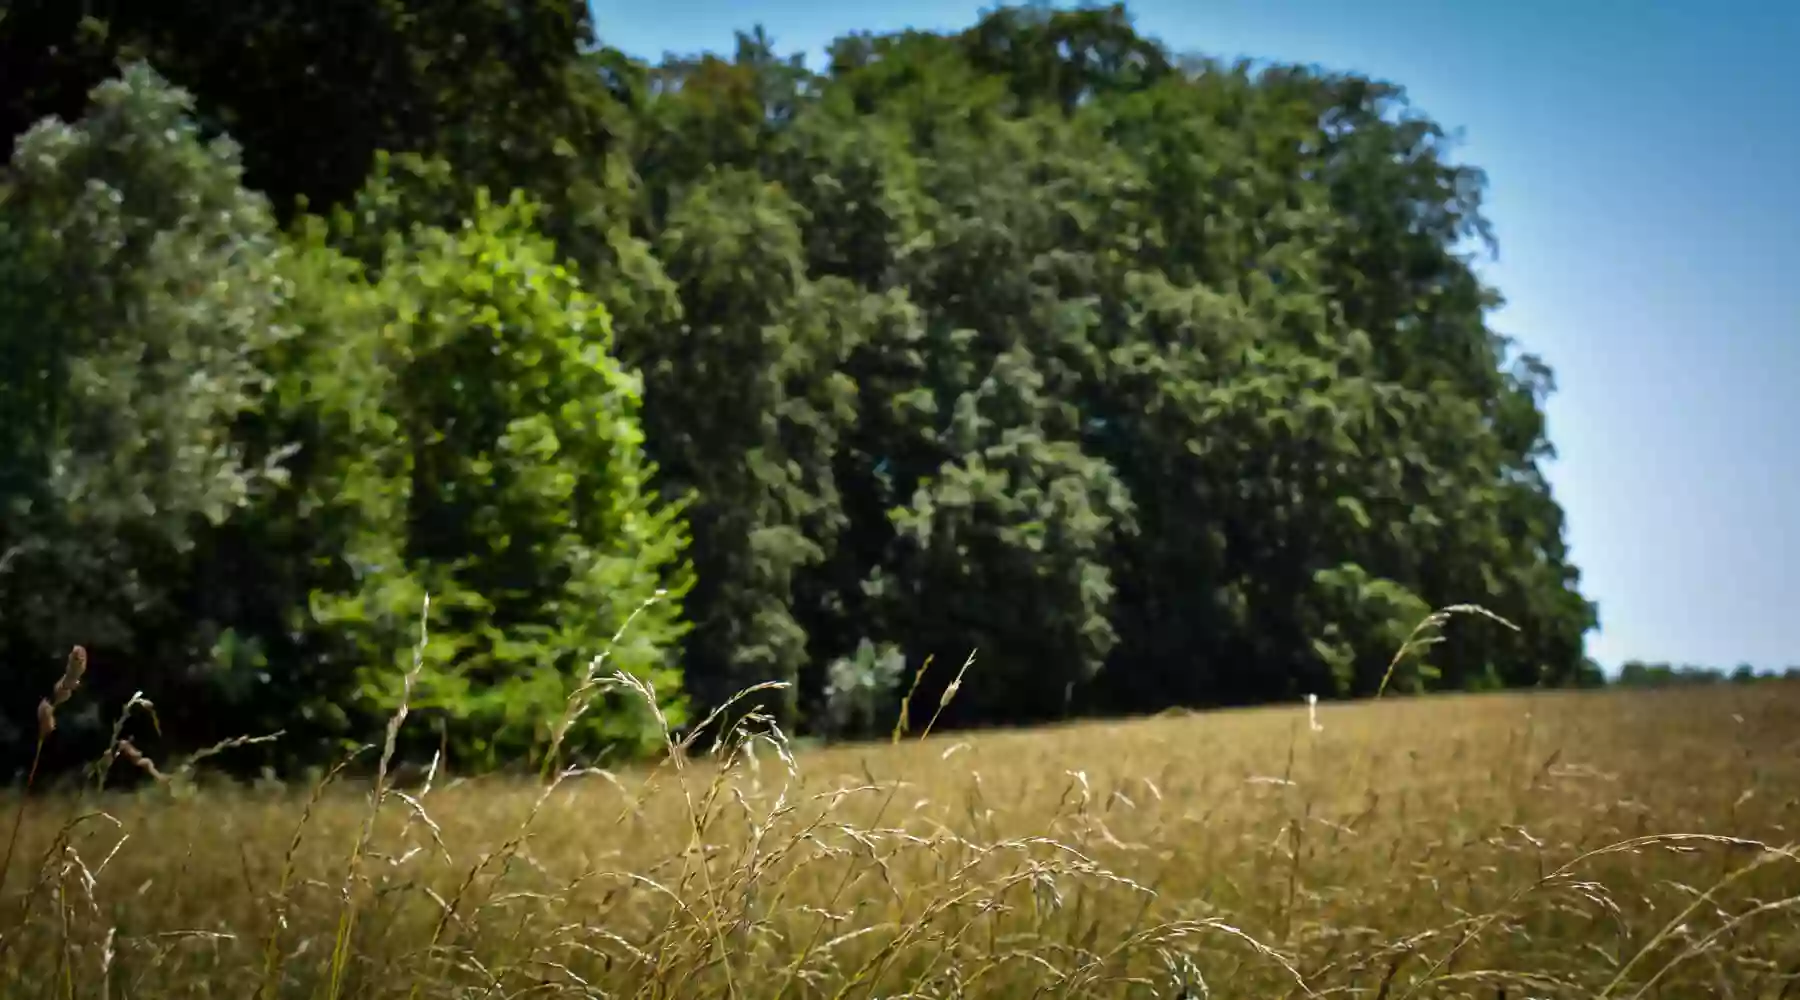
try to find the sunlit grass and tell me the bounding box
[3,640,1799,997]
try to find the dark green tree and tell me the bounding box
[1,0,620,222]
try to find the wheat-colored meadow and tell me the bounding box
[4,659,1799,998]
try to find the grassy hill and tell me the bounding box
[4,677,1796,997]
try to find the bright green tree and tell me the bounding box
[305,186,694,767]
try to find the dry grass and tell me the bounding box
[4,648,1800,998]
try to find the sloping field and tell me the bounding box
[4,683,1799,997]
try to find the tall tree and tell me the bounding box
[0,64,293,758]
[306,183,695,767]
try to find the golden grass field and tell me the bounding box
[4,662,1800,998]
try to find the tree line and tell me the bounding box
[1611,662,1800,689]
[0,1,1601,775]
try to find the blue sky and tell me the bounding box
[589,0,1800,671]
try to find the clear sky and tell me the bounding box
[589,0,1800,671]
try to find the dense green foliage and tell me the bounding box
[1,3,1603,771]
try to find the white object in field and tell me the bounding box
[1305,693,1323,732]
